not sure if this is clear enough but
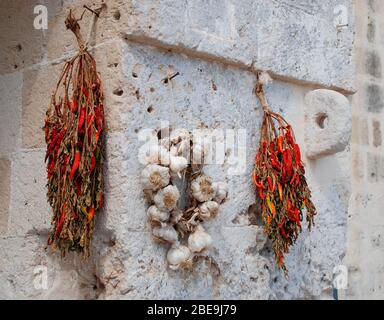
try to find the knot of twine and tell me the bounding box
[65,7,100,54]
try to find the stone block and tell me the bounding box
[304,89,352,159]
[0,72,22,155]
[22,63,62,149]
[123,0,355,92]
[7,150,51,237]
[0,158,11,235]
[0,1,46,74]
[365,83,384,113]
[367,152,383,182]
[365,50,382,78]
[372,120,382,147]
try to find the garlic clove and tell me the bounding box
[170,145,178,157]
[191,174,215,202]
[166,244,191,269]
[199,200,219,220]
[141,164,170,191]
[147,205,170,223]
[188,225,212,253]
[154,185,180,211]
[169,156,188,174]
[212,181,228,204]
[152,224,178,243]
[177,139,191,157]
[159,137,171,150]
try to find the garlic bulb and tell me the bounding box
[147,205,170,223]
[141,164,170,191]
[199,201,219,220]
[152,224,178,243]
[191,175,215,202]
[167,244,191,270]
[188,225,212,253]
[154,185,180,211]
[170,128,190,144]
[213,181,228,204]
[170,156,188,174]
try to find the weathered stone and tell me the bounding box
[366,152,382,183]
[0,1,46,74]
[0,72,22,156]
[365,83,384,113]
[123,0,355,92]
[0,158,11,235]
[360,118,370,146]
[367,19,375,43]
[352,151,365,180]
[0,0,362,300]
[304,89,352,159]
[22,63,61,149]
[7,150,51,237]
[365,50,382,78]
[372,120,382,147]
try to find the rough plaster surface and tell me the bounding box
[123,0,355,92]
[0,0,380,300]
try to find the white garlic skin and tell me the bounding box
[191,142,209,165]
[199,200,219,220]
[141,164,170,191]
[191,175,215,202]
[188,225,212,253]
[170,208,183,225]
[170,128,190,144]
[177,139,191,157]
[213,181,228,204]
[147,205,170,223]
[169,156,188,174]
[159,138,171,150]
[152,224,178,243]
[154,185,180,211]
[167,244,191,270]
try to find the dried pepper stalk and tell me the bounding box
[252,73,317,276]
[44,9,104,257]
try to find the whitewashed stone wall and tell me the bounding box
[0,0,380,300]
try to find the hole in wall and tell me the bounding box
[113,88,124,96]
[113,10,121,20]
[147,105,154,113]
[316,113,328,129]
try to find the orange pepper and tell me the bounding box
[278,182,283,201]
[88,207,95,223]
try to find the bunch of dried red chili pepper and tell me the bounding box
[44,10,104,257]
[252,73,316,276]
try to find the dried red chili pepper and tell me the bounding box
[252,72,317,276]
[89,155,96,173]
[78,107,86,131]
[55,208,66,237]
[69,151,81,181]
[88,207,95,222]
